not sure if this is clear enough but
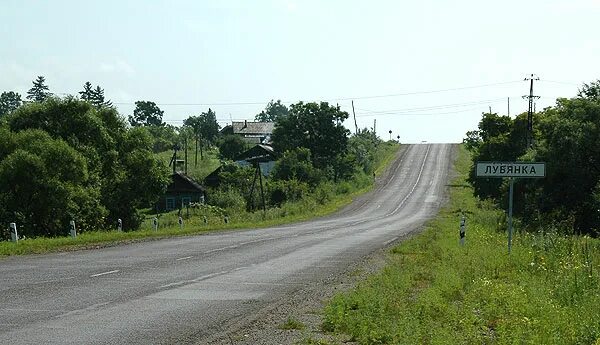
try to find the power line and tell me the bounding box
[107,80,522,107]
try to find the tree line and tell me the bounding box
[464,80,600,235]
[1,76,393,240]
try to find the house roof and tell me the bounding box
[167,172,205,193]
[234,144,276,162]
[232,121,274,135]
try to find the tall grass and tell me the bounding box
[322,145,600,344]
[0,142,399,256]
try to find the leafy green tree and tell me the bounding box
[348,128,382,174]
[0,91,22,117]
[0,129,106,237]
[272,147,321,186]
[129,101,164,127]
[6,97,170,230]
[271,101,350,171]
[255,99,289,122]
[218,134,248,160]
[578,80,600,102]
[145,124,178,153]
[530,94,600,232]
[184,108,220,162]
[26,76,51,102]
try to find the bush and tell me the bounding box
[207,189,246,212]
[267,179,309,206]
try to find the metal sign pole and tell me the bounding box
[507,178,514,254]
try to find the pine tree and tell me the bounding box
[26,76,51,102]
[92,86,112,108]
[79,82,94,102]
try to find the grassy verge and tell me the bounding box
[322,145,600,344]
[0,142,399,256]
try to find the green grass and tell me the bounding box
[0,142,400,256]
[279,317,306,330]
[322,145,600,344]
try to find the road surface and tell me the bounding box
[0,143,455,344]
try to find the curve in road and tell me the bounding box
[0,143,455,344]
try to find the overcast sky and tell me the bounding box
[2,0,599,143]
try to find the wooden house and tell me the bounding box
[156,172,205,212]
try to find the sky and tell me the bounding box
[2,0,599,143]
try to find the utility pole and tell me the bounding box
[523,74,540,148]
[508,97,510,117]
[373,119,376,134]
[352,100,358,134]
[489,105,492,114]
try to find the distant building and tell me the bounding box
[156,172,205,212]
[204,144,277,187]
[235,144,277,176]
[220,120,275,144]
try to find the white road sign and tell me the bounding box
[476,162,545,178]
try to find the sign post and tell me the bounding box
[476,162,545,253]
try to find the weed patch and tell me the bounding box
[323,145,600,344]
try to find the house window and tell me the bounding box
[166,197,175,211]
[181,197,191,207]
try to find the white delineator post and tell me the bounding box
[10,223,18,243]
[178,216,183,230]
[70,220,77,238]
[152,217,158,232]
[117,218,123,232]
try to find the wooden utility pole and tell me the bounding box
[184,138,188,174]
[507,97,510,117]
[352,100,358,134]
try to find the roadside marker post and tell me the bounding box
[117,218,123,232]
[70,220,77,238]
[10,223,18,243]
[476,162,545,253]
[178,216,183,230]
[152,217,158,232]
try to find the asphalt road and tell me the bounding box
[0,143,455,344]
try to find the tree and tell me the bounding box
[271,101,350,171]
[0,91,22,117]
[218,134,248,160]
[272,147,321,186]
[26,76,51,102]
[184,108,220,164]
[92,86,112,108]
[0,129,106,237]
[6,97,170,230]
[129,101,164,127]
[79,82,94,102]
[348,128,382,174]
[79,82,113,109]
[255,99,289,122]
[578,80,600,102]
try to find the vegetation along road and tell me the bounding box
[0,143,455,344]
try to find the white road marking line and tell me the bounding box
[90,270,120,278]
[176,256,193,261]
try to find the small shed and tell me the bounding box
[235,144,277,176]
[156,172,205,212]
